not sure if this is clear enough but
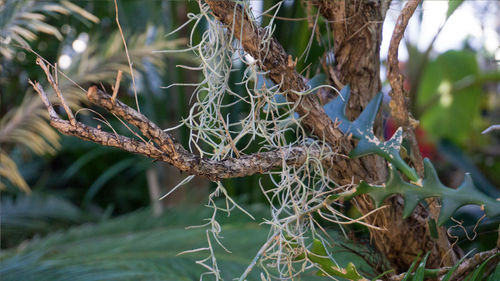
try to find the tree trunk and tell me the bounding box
[315,0,458,271]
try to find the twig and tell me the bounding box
[238,233,278,281]
[111,70,123,104]
[384,6,458,264]
[29,80,166,160]
[217,112,240,158]
[36,58,76,126]
[386,0,420,124]
[113,0,140,113]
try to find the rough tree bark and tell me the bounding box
[313,0,458,270]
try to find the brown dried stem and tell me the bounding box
[36,58,76,126]
[111,70,123,103]
[386,1,458,267]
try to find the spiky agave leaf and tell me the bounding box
[0,0,99,59]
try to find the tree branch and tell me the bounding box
[386,0,423,174]
[31,58,325,181]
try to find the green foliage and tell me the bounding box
[0,0,188,194]
[324,85,418,181]
[412,252,430,281]
[0,204,338,281]
[416,50,483,144]
[344,158,500,225]
[465,253,500,281]
[397,251,499,281]
[400,252,419,281]
[441,253,470,281]
[0,152,30,193]
[446,0,465,18]
[0,193,93,248]
[487,262,500,281]
[305,239,367,280]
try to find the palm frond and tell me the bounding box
[0,26,189,193]
[0,0,99,59]
[0,206,270,281]
[0,203,376,280]
[61,27,190,88]
[0,94,62,156]
[0,193,91,248]
[0,151,30,193]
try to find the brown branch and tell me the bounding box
[30,80,166,161]
[386,0,423,174]
[386,0,460,269]
[36,58,76,126]
[31,59,324,181]
[86,85,319,180]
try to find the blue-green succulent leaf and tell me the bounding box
[351,92,383,136]
[324,85,350,132]
[342,159,500,225]
[323,85,417,181]
[307,74,326,89]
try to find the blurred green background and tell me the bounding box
[1,0,499,280]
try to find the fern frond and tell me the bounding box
[1,193,89,247]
